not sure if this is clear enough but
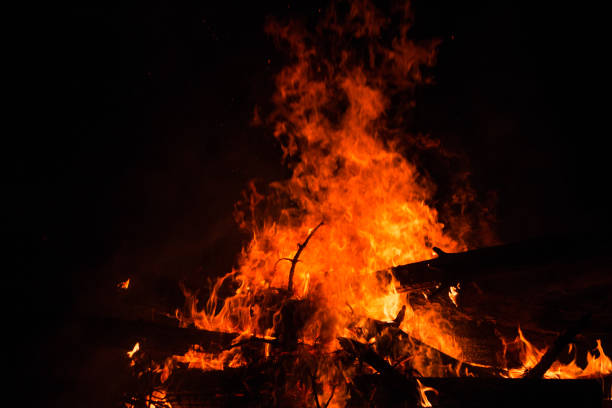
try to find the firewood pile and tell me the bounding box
[88,234,611,408]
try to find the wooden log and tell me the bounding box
[390,234,612,350]
[339,337,419,406]
[523,314,591,379]
[349,375,605,408]
[82,316,239,355]
[366,315,505,377]
[163,368,606,408]
[163,366,269,408]
[391,234,612,288]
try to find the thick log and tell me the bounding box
[390,234,612,350]
[366,315,505,377]
[523,314,591,379]
[391,234,612,288]
[161,368,607,408]
[349,375,605,408]
[163,366,269,408]
[82,316,239,355]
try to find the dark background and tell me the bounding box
[14,0,609,406]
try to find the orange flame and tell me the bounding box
[127,342,140,359]
[504,328,612,379]
[118,279,130,289]
[171,1,467,380]
[416,379,438,407]
[151,1,610,404]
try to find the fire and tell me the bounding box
[127,342,140,359]
[124,0,611,406]
[416,379,438,407]
[118,278,130,289]
[124,389,171,408]
[174,0,466,381]
[504,328,612,379]
[448,284,460,307]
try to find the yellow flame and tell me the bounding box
[118,279,130,289]
[504,328,612,379]
[416,379,438,407]
[127,342,140,358]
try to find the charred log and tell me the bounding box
[523,314,591,379]
[390,234,612,348]
[83,316,239,355]
[392,234,612,287]
[339,337,419,406]
[349,375,604,408]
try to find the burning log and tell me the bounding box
[350,376,604,408]
[392,234,612,288]
[391,235,612,344]
[83,316,239,355]
[523,314,591,379]
[366,312,505,377]
[338,337,419,406]
[163,365,273,408]
[154,368,606,408]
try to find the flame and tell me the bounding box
[416,379,438,407]
[118,279,130,289]
[176,1,465,376]
[138,0,611,405]
[448,284,460,307]
[127,342,140,358]
[504,328,612,379]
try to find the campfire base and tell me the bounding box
[159,367,607,408]
[353,375,605,408]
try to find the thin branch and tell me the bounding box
[287,221,324,293]
[310,370,322,408]
[324,384,336,408]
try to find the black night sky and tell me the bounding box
[16,1,610,406]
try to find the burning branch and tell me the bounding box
[224,335,279,351]
[522,314,591,379]
[285,221,324,294]
[338,337,418,406]
[309,370,336,408]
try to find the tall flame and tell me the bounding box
[133,3,611,406]
[175,0,466,378]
